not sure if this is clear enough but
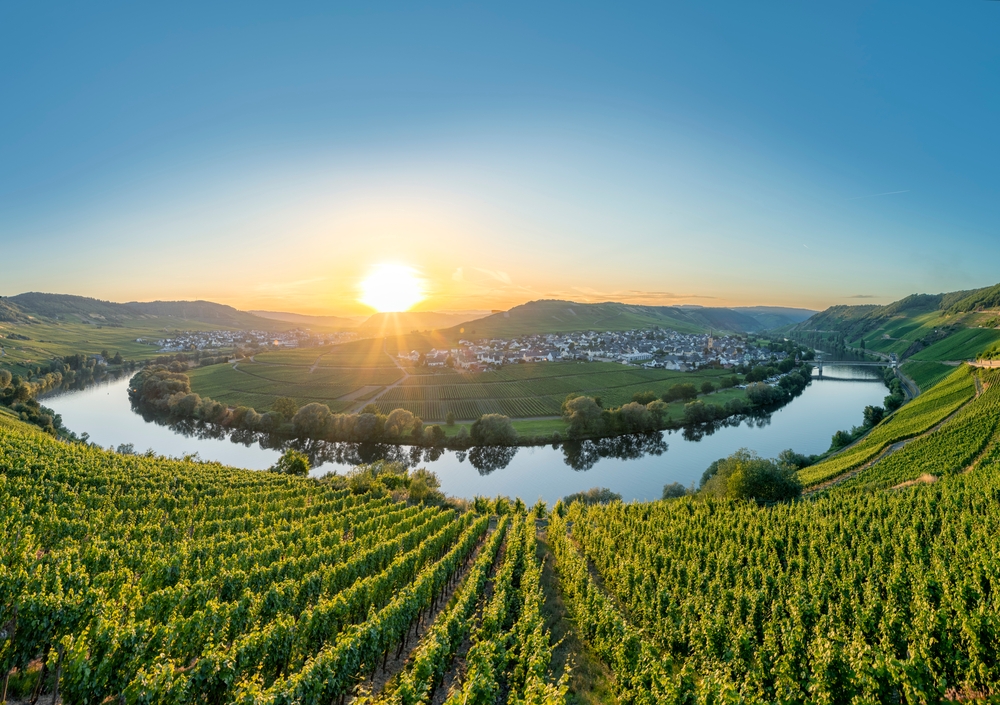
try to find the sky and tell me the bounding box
[1,2,998,315]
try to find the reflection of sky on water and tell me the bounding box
[45,367,887,504]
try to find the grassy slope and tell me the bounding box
[908,326,1000,361]
[798,365,977,486]
[0,318,243,376]
[900,360,955,392]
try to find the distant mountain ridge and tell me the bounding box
[2,293,292,330]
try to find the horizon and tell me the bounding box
[3,3,999,314]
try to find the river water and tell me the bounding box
[43,366,887,504]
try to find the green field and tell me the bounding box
[900,360,956,392]
[0,416,562,703]
[191,339,746,422]
[908,326,1000,361]
[0,318,240,376]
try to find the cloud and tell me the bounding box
[848,189,910,201]
[846,294,878,299]
[474,268,512,285]
[452,267,464,282]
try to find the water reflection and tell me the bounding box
[43,367,891,503]
[560,432,669,471]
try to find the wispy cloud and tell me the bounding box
[846,294,878,299]
[848,190,910,201]
[474,268,512,285]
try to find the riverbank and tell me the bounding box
[129,359,818,449]
[44,367,889,503]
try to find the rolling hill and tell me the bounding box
[438,299,805,339]
[789,283,1000,365]
[1,292,292,330]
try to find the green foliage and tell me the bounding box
[562,487,621,506]
[470,413,518,445]
[269,448,310,476]
[630,390,658,405]
[700,448,802,503]
[1,422,538,703]
[557,436,1000,702]
[661,482,688,499]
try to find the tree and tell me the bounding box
[384,408,416,438]
[445,411,456,426]
[470,414,518,445]
[700,381,716,395]
[0,369,11,389]
[270,448,310,476]
[562,395,604,437]
[701,449,801,503]
[631,390,658,405]
[292,403,333,438]
[663,383,697,403]
[617,402,654,433]
[273,397,299,421]
[662,482,688,499]
[863,405,885,428]
[830,429,854,451]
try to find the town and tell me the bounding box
[399,329,783,371]
[146,328,357,353]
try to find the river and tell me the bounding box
[42,365,888,504]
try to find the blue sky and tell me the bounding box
[1,2,998,314]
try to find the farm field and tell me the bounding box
[551,405,1000,702]
[191,339,746,423]
[0,418,564,704]
[0,318,234,376]
[8,365,1000,702]
[797,365,977,486]
[900,360,956,392]
[908,326,1000,361]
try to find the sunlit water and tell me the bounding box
[43,366,887,504]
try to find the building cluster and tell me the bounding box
[399,329,779,372]
[146,329,356,353]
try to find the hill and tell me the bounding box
[0,419,562,703]
[2,292,293,330]
[8,365,1000,702]
[790,283,1000,361]
[439,299,791,339]
[733,305,817,328]
[127,299,291,330]
[8,292,138,323]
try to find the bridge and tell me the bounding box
[814,356,896,378]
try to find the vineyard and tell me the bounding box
[797,365,977,486]
[0,420,563,704]
[551,377,1000,701]
[190,349,740,422]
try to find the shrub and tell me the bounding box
[563,487,622,506]
[270,449,310,477]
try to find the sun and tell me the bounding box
[358,263,425,313]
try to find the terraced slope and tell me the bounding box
[553,405,1000,702]
[0,420,562,704]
